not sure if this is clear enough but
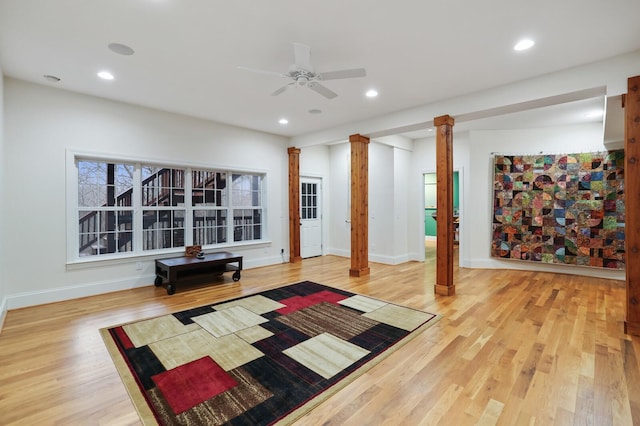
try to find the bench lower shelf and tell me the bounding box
[154,252,243,295]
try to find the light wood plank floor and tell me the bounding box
[1,250,638,425]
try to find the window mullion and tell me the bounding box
[185,168,193,246]
[133,163,142,255]
[227,171,234,243]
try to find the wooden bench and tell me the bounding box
[154,251,242,295]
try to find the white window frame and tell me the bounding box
[66,150,269,265]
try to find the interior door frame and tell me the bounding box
[300,175,324,258]
[420,167,463,264]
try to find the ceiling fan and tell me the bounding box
[238,42,366,99]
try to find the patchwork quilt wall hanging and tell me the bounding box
[491,150,625,269]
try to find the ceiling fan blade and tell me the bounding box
[293,42,312,71]
[308,82,338,99]
[271,84,291,96]
[237,66,287,78]
[319,68,367,81]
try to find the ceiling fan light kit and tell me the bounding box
[239,42,366,99]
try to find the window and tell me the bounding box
[78,160,134,256]
[192,170,227,245]
[232,173,263,242]
[141,166,186,250]
[74,156,266,260]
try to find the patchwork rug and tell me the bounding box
[101,281,439,425]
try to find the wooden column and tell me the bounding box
[349,134,370,277]
[288,147,302,263]
[625,75,640,336]
[434,115,455,295]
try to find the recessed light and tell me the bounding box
[43,74,60,83]
[108,43,135,56]
[366,89,379,98]
[97,71,115,80]
[308,109,322,114]
[428,128,433,132]
[279,118,289,125]
[514,39,535,51]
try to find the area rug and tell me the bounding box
[101,281,439,425]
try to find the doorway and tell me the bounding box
[300,177,323,258]
[424,171,460,241]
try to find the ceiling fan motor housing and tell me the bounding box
[289,69,317,86]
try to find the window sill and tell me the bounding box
[66,240,272,270]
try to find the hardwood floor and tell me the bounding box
[1,252,638,425]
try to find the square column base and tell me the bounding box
[349,267,370,277]
[624,320,640,337]
[434,284,456,296]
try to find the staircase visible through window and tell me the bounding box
[75,158,265,259]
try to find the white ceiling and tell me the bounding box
[1,0,639,139]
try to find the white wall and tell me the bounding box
[368,142,395,262]
[393,146,411,263]
[328,143,351,256]
[0,72,7,328]
[3,78,290,309]
[326,139,415,264]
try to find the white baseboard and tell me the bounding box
[5,255,286,311]
[326,248,350,258]
[325,248,420,266]
[6,276,155,310]
[245,255,286,268]
[0,296,7,334]
[6,253,622,311]
[369,253,413,265]
[465,258,625,280]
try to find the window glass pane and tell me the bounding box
[233,208,262,241]
[141,166,185,207]
[78,160,133,207]
[77,159,135,257]
[78,209,133,256]
[232,173,262,206]
[193,170,227,206]
[115,164,134,198]
[193,209,227,245]
[142,209,185,250]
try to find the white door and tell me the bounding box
[300,177,323,258]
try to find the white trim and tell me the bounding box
[7,276,153,310]
[325,247,415,266]
[327,247,350,258]
[466,258,625,280]
[66,148,270,175]
[300,176,323,258]
[184,168,194,246]
[368,253,413,265]
[8,254,283,310]
[66,239,273,269]
[0,297,7,333]
[419,167,464,265]
[67,148,268,265]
